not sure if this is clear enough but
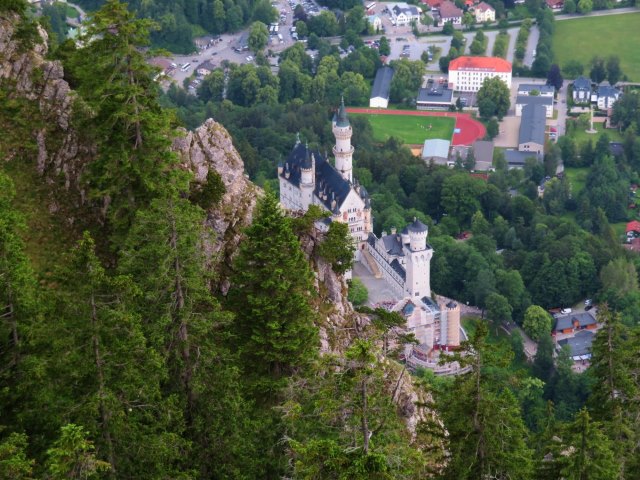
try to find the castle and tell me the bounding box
[278,102,463,369]
[278,100,433,296]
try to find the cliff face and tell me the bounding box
[0,15,91,197]
[173,119,258,288]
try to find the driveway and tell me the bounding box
[523,25,539,68]
[352,261,400,307]
[494,116,520,148]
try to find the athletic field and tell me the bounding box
[350,112,456,144]
[552,13,640,81]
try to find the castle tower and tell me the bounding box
[404,218,433,298]
[299,143,315,210]
[332,98,354,183]
[439,300,461,348]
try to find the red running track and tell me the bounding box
[346,108,486,147]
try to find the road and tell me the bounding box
[522,25,539,68]
[554,6,639,20]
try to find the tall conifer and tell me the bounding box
[228,191,318,393]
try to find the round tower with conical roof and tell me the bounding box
[403,218,433,298]
[332,98,354,183]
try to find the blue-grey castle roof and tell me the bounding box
[408,217,428,233]
[335,98,350,127]
[281,139,369,211]
[371,66,394,101]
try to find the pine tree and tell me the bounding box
[119,196,257,478]
[440,322,534,479]
[557,409,619,480]
[28,233,188,479]
[0,172,38,428]
[228,191,318,393]
[588,304,638,477]
[67,0,187,238]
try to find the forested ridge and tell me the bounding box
[2,0,640,478]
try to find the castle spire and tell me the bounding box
[336,96,349,127]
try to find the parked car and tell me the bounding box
[560,308,572,315]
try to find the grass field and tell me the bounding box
[350,113,455,144]
[553,13,640,82]
[564,167,588,197]
[567,122,623,144]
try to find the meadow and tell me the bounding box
[350,113,455,145]
[552,13,640,81]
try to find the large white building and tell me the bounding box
[279,101,372,258]
[447,56,512,92]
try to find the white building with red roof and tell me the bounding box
[474,2,495,22]
[447,56,512,92]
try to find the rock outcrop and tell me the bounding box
[173,119,259,290]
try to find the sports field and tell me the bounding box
[552,13,640,81]
[350,113,455,144]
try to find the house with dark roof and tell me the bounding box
[196,60,216,77]
[515,94,554,118]
[558,330,594,361]
[390,2,422,26]
[518,103,546,154]
[416,85,453,110]
[553,312,598,335]
[505,150,541,169]
[596,85,621,110]
[472,140,494,169]
[518,83,555,97]
[370,66,395,108]
[572,76,592,103]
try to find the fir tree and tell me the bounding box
[119,196,256,478]
[28,233,188,479]
[228,191,318,393]
[440,322,534,479]
[67,0,188,239]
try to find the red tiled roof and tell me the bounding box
[546,0,564,6]
[439,0,462,17]
[448,56,512,73]
[626,220,640,233]
[422,0,443,6]
[476,1,494,11]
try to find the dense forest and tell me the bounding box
[2,0,640,478]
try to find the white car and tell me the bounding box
[560,308,572,315]
[246,56,254,62]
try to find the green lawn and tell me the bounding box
[567,122,623,144]
[553,13,640,81]
[350,113,455,144]
[564,167,588,197]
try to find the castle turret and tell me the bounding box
[404,218,432,298]
[299,144,315,209]
[332,98,354,183]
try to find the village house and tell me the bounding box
[518,83,555,97]
[474,2,495,22]
[518,104,546,154]
[367,14,383,31]
[553,311,598,335]
[595,85,621,110]
[438,0,463,25]
[572,76,592,103]
[196,60,216,77]
[390,3,422,26]
[545,0,564,10]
